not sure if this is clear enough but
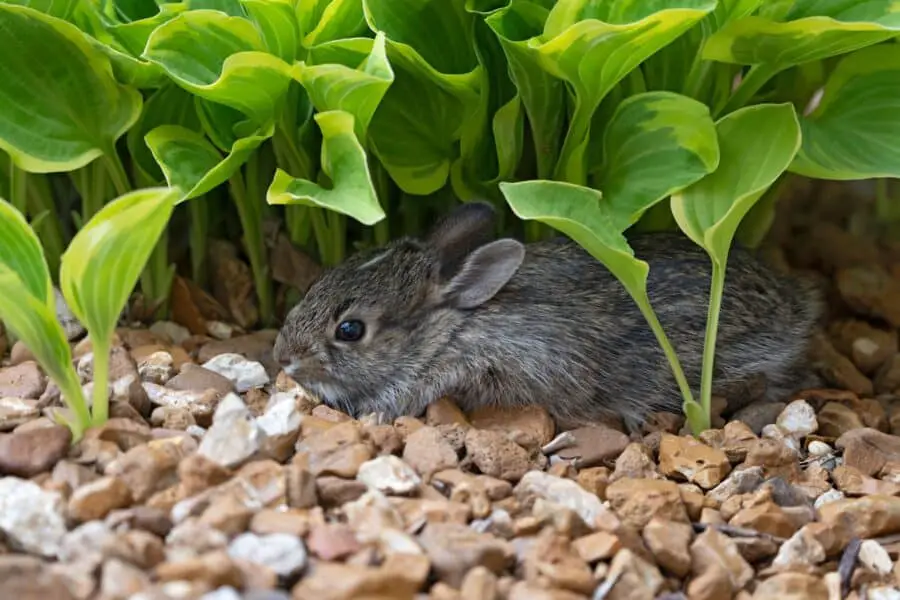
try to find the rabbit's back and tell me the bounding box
[459,232,822,428]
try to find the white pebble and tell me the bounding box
[357,455,421,495]
[858,539,893,575]
[0,477,68,557]
[814,488,845,510]
[227,532,307,577]
[807,440,832,457]
[775,399,818,439]
[202,353,269,392]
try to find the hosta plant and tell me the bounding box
[0,188,177,439]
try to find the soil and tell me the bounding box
[0,180,899,600]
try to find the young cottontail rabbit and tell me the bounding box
[274,201,823,431]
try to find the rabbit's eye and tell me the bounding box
[335,319,365,342]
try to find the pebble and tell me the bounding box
[0,397,40,431]
[306,523,361,560]
[658,433,731,489]
[68,476,133,523]
[149,321,192,345]
[604,549,664,600]
[105,437,190,503]
[690,528,753,595]
[465,428,532,482]
[136,351,176,384]
[514,471,613,529]
[772,526,826,568]
[0,476,67,557]
[201,353,269,393]
[642,517,692,577]
[0,425,71,477]
[836,265,900,327]
[418,522,514,588]
[0,555,77,599]
[256,392,303,462]
[167,364,235,397]
[836,427,900,476]
[751,572,828,599]
[357,455,421,495]
[807,440,832,457]
[818,495,900,539]
[198,394,265,469]
[468,405,555,447]
[54,287,85,340]
[227,532,307,578]
[0,362,45,399]
[606,477,688,529]
[402,426,459,477]
[142,383,219,425]
[858,539,893,574]
[775,399,818,439]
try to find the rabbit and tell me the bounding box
[273,200,824,432]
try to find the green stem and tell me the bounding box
[715,64,780,118]
[632,290,703,431]
[9,162,27,214]
[229,170,273,326]
[90,339,111,426]
[699,259,727,427]
[328,210,346,265]
[524,220,545,243]
[26,175,66,277]
[189,197,210,288]
[309,207,332,265]
[141,234,173,319]
[103,152,131,197]
[287,206,313,248]
[58,370,91,440]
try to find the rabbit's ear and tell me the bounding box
[442,239,524,309]
[427,201,497,279]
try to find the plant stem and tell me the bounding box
[328,209,346,265]
[229,170,274,326]
[103,152,131,197]
[9,162,27,214]
[189,197,210,288]
[715,63,780,118]
[90,339,110,426]
[58,370,91,440]
[699,259,727,427]
[524,220,545,243]
[309,207,333,265]
[26,175,66,277]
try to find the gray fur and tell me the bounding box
[273,202,824,431]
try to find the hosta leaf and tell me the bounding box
[300,0,367,46]
[127,83,201,182]
[1,0,78,20]
[241,0,300,62]
[671,104,801,264]
[533,0,717,184]
[499,180,649,297]
[106,3,186,57]
[364,0,477,75]
[299,32,394,143]
[363,0,480,195]
[60,188,180,346]
[789,44,900,180]
[594,91,720,228]
[703,3,900,68]
[0,197,88,434]
[143,10,295,126]
[0,4,142,172]
[485,0,564,179]
[267,110,384,225]
[0,197,53,304]
[451,17,524,200]
[145,124,272,200]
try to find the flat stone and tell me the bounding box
[836,427,900,476]
[751,572,828,599]
[642,517,692,578]
[67,476,133,523]
[167,364,235,396]
[818,495,900,539]
[0,425,71,477]
[0,362,45,399]
[658,434,731,489]
[818,401,866,437]
[306,523,360,561]
[836,265,900,327]
[202,353,269,393]
[143,383,219,426]
[0,397,40,431]
[402,426,459,478]
[606,478,688,530]
[418,522,514,587]
[105,437,190,503]
[604,549,664,600]
[0,555,76,599]
[468,405,555,447]
[690,528,753,595]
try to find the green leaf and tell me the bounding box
[127,83,201,182]
[143,10,295,126]
[671,103,801,264]
[105,3,187,57]
[532,0,717,184]
[451,17,524,200]
[0,4,142,172]
[241,0,300,62]
[299,32,394,144]
[145,124,272,200]
[485,0,565,179]
[299,0,367,46]
[789,44,900,180]
[1,0,78,21]
[500,179,649,296]
[267,110,385,225]
[0,196,53,304]
[60,187,179,347]
[593,91,720,228]
[703,4,900,69]
[363,0,480,195]
[364,0,477,74]
[0,197,88,436]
